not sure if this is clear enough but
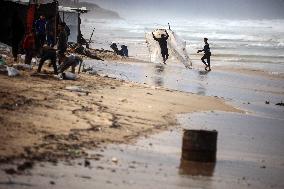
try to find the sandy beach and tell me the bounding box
[1,1,284,187]
[0,60,239,161]
[0,52,283,188]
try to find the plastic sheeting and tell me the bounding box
[145,29,192,68]
[59,11,78,43]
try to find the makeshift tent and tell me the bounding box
[0,0,58,47]
[58,6,88,43]
[58,6,79,43]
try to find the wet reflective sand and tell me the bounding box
[0,61,283,189]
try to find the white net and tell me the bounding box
[145,29,192,68]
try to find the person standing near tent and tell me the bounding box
[197,38,211,71]
[23,30,35,64]
[11,12,25,62]
[61,22,70,41]
[152,30,169,64]
[57,22,68,65]
[35,15,47,48]
[46,17,55,47]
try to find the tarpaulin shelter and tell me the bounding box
[0,0,58,55]
[58,6,88,43]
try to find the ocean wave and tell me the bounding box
[212,53,284,64]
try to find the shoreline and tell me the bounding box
[0,60,240,162]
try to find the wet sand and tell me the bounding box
[0,111,283,189]
[0,52,283,188]
[0,64,237,161]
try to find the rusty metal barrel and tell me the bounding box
[181,129,218,162]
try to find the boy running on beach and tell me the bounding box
[197,38,211,71]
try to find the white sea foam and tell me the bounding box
[81,17,284,72]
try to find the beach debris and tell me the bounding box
[87,69,98,75]
[111,157,118,163]
[121,98,128,103]
[182,129,218,162]
[72,106,93,114]
[30,72,51,79]
[97,166,104,170]
[0,54,8,58]
[7,66,20,77]
[106,180,112,184]
[265,101,270,104]
[0,55,6,65]
[17,161,34,171]
[260,165,266,169]
[20,55,25,61]
[0,65,7,74]
[12,64,32,71]
[58,72,77,80]
[110,115,120,128]
[31,58,38,65]
[275,101,284,106]
[84,159,91,167]
[82,66,93,73]
[4,168,17,175]
[76,175,92,179]
[88,153,103,161]
[65,86,90,95]
[50,181,55,185]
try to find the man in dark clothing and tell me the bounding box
[46,17,55,47]
[152,30,169,64]
[57,23,68,64]
[110,43,120,55]
[58,54,82,74]
[37,46,58,74]
[77,33,89,49]
[35,15,47,48]
[121,45,128,57]
[197,38,211,71]
[11,12,25,62]
[23,30,35,64]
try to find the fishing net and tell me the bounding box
[145,29,192,68]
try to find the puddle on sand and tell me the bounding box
[1,111,283,189]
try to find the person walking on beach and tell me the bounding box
[152,30,169,64]
[197,38,211,71]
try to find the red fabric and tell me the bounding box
[26,4,35,33]
[23,35,35,49]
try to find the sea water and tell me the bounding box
[81,17,284,74]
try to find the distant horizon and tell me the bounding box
[83,0,284,20]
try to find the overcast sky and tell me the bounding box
[85,0,284,20]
